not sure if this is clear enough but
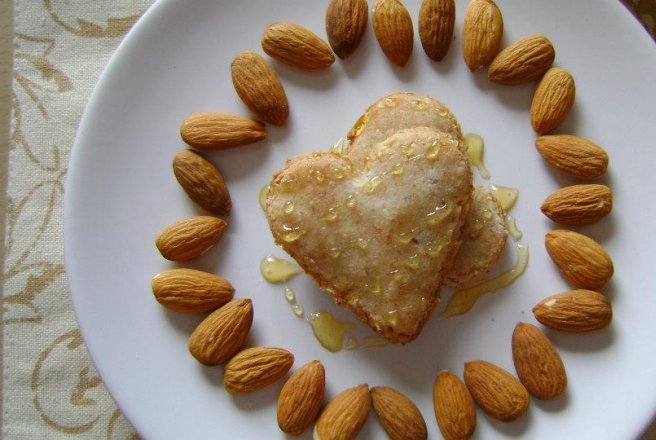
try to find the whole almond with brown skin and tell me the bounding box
[277,360,325,436]
[464,361,529,422]
[531,67,576,134]
[188,298,253,366]
[151,268,234,313]
[541,184,612,226]
[419,0,456,62]
[488,35,555,85]
[533,290,612,332]
[372,0,414,67]
[231,51,289,126]
[536,134,609,179]
[314,384,371,440]
[512,322,567,400]
[262,22,335,70]
[371,386,427,440]
[462,0,503,71]
[545,230,614,290]
[180,113,266,150]
[433,371,476,440]
[223,347,294,394]
[325,0,368,59]
[172,149,231,216]
[155,216,226,261]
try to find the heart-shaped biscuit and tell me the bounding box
[347,92,508,289]
[348,92,464,153]
[444,186,508,288]
[266,127,472,342]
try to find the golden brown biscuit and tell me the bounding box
[347,92,508,289]
[444,186,508,289]
[347,92,464,155]
[266,127,473,342]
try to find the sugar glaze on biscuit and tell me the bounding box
[348,92,508,289]
[267,128,472,343]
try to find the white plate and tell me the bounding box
[64,1,656,438]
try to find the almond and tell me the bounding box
[433,371,476,440]
[314,384,371,440]
[545,230,614,290]
[277,360,325,436]
[463,360,529,422]
[155,216,226,261]
[231,51,289,126]
[535,134,609,179]
[151,268,234,313]
[541,184,612,226]
[262,22,335,70]
[172,149,231,216]
[372,0,414,67]
[325,0,369,59]
[488,34,555,85]
[512,322,567,400]
[462,0,503,71]
[419,0,456,62]
[533,289,612,332]
[223,347,294,394]
[531,67,576,134]
[180,113,266,150]
[188,298,253,366]
[371,386,427,440]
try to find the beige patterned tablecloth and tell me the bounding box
[1,2,153,438]
[0,1,654,439]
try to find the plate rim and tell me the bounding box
[63,0,656,438]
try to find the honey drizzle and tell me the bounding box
[345,336,359,350]
[488,184,523,240]
[284,286,295,303]
[308,311,355,352]
[330,137,345,154]
[441,244,529,318]
[282,286,304,318]
[292,304,305,318]
[464,133,491,180]
[260,255,302,283]
[505,216,523,241]
[490,184,518,212]
[349,114,367,139]
[258,184,270,211]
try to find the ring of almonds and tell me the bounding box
[150,0,614,439]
